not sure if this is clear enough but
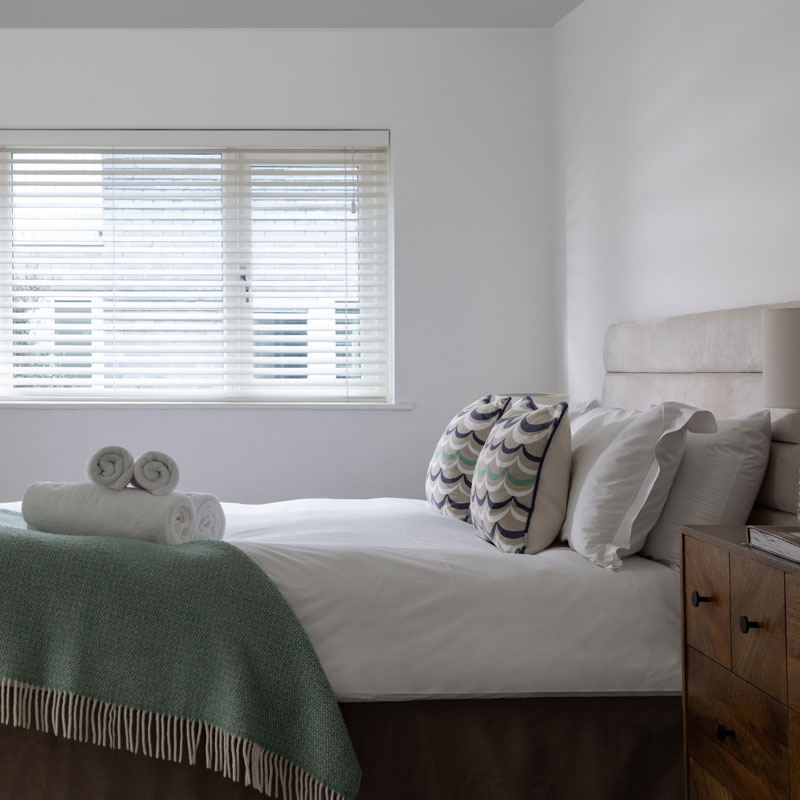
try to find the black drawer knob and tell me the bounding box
[691,590,711,607]
[716,724,736,742]
[739,615,760,634]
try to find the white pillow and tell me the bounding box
[561,403,643,547]
[642,410,772,564]
[568,401,639,455]
[562,402,717,569]
[567,398,600,421]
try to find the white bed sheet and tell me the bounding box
[1,497,681,701]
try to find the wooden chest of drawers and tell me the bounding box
[681,525,800,799]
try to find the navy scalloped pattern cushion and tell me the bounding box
[425,395,512,522]
[472,399,569,554]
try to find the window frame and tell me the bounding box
[0,129,395,406]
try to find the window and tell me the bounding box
[0,130,391,402]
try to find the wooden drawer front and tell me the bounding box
[786,575,800,713]
[730,552,787,704]
[688,756,737,800]
[686,647,789,800]
[792,713,800,800]
[685,536,731,668]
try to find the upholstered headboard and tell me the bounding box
[601,303,800,527]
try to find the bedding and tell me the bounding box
[218,498,679,700]
[425,394,511,522]
[0,509,359,800]
[643,409,772,564]
[472,399,571,554]
[0,497,681,700]
[563,402,716,568]
[1,695,683,800]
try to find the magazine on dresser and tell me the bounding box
[747,526,800,563]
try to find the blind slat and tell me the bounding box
[0,136,392,402]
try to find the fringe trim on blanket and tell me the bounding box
[0,677,344,800]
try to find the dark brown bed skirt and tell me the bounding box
[0,695,682,800]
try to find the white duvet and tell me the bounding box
[1,497,681,701]
[224,498,681,701]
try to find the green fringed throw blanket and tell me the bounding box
[0,510,360,800]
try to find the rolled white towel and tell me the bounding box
[87,445,135,491]
[22,482,197,545]
[132,451,180,496]
[185,493,226,541]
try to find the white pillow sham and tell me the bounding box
[642,410,772,564]
[567,398,600,421]
[562,402,717,569]
[562,402,644,548]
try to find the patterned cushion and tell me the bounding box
[426,395,512,522]
[471,399,571,554]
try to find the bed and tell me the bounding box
[1,302,798,800]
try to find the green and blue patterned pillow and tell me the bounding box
[425,395,512,522]
[471,398,571,554]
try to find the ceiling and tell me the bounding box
[0,0,587,28]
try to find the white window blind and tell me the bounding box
[0,130,392,402]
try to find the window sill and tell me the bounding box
[0,401,415,412]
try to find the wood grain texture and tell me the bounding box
[682,525,800,579]
[786,576,800,713]
[688,756,737,800]
[682,534,691,800]
[791,712,800,800]
[688,725,771,800]
[685,536,732,668]
[686,647,788,799]
[730,552,787,704]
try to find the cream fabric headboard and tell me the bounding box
[601,303,800,526]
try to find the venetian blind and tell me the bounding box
[0,130,391,402]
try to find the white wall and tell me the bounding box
[554,0,800,400]
[0,29,556,502]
